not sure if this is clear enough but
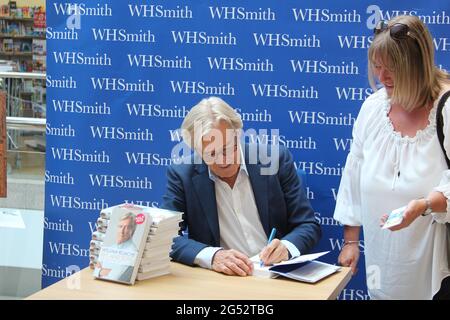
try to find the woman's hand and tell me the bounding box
[338,243,360,275]
[380,199,426,231]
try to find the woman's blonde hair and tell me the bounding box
[368,15,448,111]
[181,97,243,151]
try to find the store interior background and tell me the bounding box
[0,0,46,299]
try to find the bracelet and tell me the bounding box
[421,198,433,216]
[343,240,359,247]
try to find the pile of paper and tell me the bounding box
[136,207,182,281]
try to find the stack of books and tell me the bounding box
[137,207,182,281]
[89,203,182,284]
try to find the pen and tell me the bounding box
[260,227,277,267]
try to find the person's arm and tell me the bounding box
[333,97,370,273]
[381,192,447,231]
[259,238,293,266]
[276,146,322,255]
[193,246,223,269]
[338,226,361,274]
[427,191,448,212]
[430,96,450,224]
[429,101,450,224]
[210,249,253,276]
[162,165,210,265]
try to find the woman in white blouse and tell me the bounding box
[334,15,450,299]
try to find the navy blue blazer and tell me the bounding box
[161,144,321,266]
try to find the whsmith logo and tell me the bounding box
[125,152,177,167]
[48,241,88,257]
[292,8,361,23]
[46,75,77,89]
[49,195,108,210]
[290,60,359,75]
[235,108,272,123]
[90,126,153,141]
[53,52,111,66]
[92,29,156,43]
[293,161,343,176]
[46,27,78,40]
[253,33,320,48]
[128,54,191,69]
[433,38,450,52]
[43,265,77,279]
[53,3,112,16]
[45,170,75,185]
[128,4,193,19]
[337,35,373,49]
[46,123,75,137]
[51,148,110,163]
[124,200,160,208]
[207,57,274,72]
[52,100,111,115]
[209,6,276,21]
[251,83,318,99]
[314,212,342,226]
[171,81,235,96]
[247,134,317,150]
[333,138,353,152]
[335,87,373,101]
[127,103,189,118]
[288,111,356,126]
[338,289,370,300]
[171,31,237,45]
[89,174,152,190]
[91,78,154,92]
[44,217,74,232]
[366,5,450,27]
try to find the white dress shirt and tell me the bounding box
[194,147,300,269]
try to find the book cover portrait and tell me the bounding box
[94,205,151,284]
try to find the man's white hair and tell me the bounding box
[181,96,243,151]
[120,211,137,235]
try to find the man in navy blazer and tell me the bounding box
[162,97,321,276]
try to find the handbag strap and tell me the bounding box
[436,90,450,169]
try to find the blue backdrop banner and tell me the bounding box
[44,0,450,299]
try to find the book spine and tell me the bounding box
[96,217,109,227]
[92,231,105,241]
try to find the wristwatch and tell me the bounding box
[421,198,433,216]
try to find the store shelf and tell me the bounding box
[0,52,32,57]
[0,34,45,40]
[0,16,34,22]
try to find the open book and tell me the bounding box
[251,251,341,283]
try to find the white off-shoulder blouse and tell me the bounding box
[334,88,450,300]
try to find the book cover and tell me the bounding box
[3,38,13,52]
[32,54,46,72]
[32,39,46,55]
[0,5,10,17]
[93,204,151,285]
[9,1,17,11]
[92,204,182,281]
